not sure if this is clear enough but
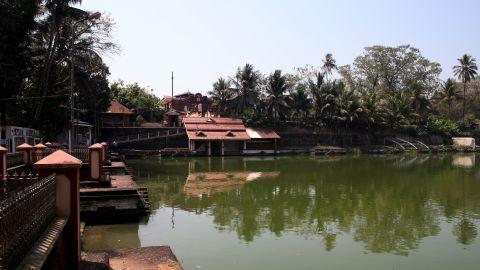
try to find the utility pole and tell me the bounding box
[171,71,174,97]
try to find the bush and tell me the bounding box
[425,116,459,137]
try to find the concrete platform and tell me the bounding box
[82,246,182,270]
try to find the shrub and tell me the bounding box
[425,116,459,137]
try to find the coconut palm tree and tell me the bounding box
[291,87,312,122]
[230,63,260,116]
[438,78,460,117]
[453,54,478,122]
[266,70,290,126]
[322,53,337,80]
[209,77,232,116]
[336,88,363,144]
[383,91,412,129]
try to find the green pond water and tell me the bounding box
[83,154,480,270]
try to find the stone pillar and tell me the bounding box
[33,143,47,162]
[100,142,107,164]
[88,143,103,181]
[207,141,212,156]
[0,146,6,179]
[243,141,247,152]
[35,150,82,269]
[221,141,225,156]
[17,143,33,165]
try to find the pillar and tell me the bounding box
[17,143,33,165]
[100,142,107,164]
[88,143,103,181]
[207,141,212,156]
[33,143,47,162]
[221,141,225,156]
[0,146,6,179]
[243,141,247,152]
[35,150,82,269]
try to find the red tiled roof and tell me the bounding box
[246,128,281,139]
[187,131,250,141]
[183,117,249,141]
[104,100,134,114]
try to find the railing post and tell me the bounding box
[88,143,103,181]
[100,142,107,164]
[0,146,6,179]
[34,150,82,269]
[33,143,47,162]
[17,143,33,166]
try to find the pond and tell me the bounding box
[83,154,480,270]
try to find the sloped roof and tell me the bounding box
[246,128,281,139]
[104,100,134,114]
[183,117,249,141]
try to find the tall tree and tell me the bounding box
[230,63,260,116]
[453,54,478,123]
[266,70,289,126]
[322,53,337,80]
[438,78,460,117]
[209,77,232,116]
[0,0,40,146]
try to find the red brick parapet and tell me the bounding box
[17,143,33,165]
[88,143,103,181]
[35,150,82,269]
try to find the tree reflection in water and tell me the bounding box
[130,155,480,255]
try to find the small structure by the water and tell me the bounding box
[183,116,250,155]
[245,128,280,154]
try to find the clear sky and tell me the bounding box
[79,0,480,97]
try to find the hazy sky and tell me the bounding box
[79,0,480,97]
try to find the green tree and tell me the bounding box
[322,53,337,80]
[230,63,260,116]
[209,77,232,116]
[0,0,40,146]
[290,87,312,122]
[453,54,478,123]
[266,70,290,126]
[438,78,460,117]
[383,91,412,129]
[336,87,363,144]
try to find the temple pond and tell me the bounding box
[83,154,480,270]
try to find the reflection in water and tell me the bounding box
[452,154,476,169]
[82,223,141,251]
[84,155,480,269]
[184,171,280,197]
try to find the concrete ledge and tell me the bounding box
[17,217,68,270]
[108,246,182,270]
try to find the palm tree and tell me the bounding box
[310,73,339,126]
[266,70,289,126]
[230,63,260,116]
[408,82,429,124]
[291,87,312,122]
[322,53,337,80]
[383,91,412,129]
[453,54,478,122]
[209,77,232,116]
[336,88,363,144]
[361,90,381,135]
[438,78,460,117]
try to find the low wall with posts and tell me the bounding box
[0,148,83,269]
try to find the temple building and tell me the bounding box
[101,100,135,127]
[162,92,213,126]
[182,116,281,156]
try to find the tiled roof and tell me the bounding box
[246,128,281,139]
[104,100,134,114]
[183,117,249,141]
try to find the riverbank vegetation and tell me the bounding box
[210,45,478,139]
